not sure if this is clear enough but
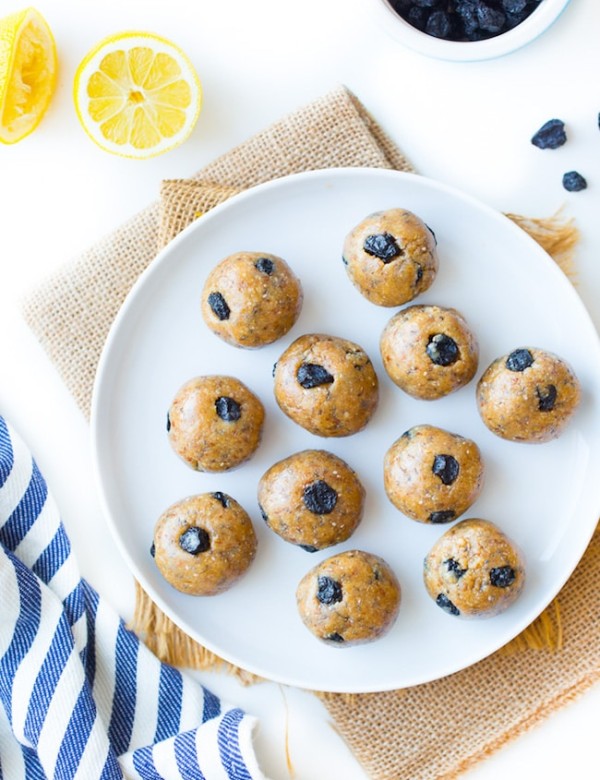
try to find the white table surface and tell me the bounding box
[1,0,599,777]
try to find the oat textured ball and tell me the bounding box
[273,333,379,437]
[167,375,264,471]
[423,518,525,619]
[342,208,438,307]
[152,492,257,596]
[258,449,365,552]
[380,304,479,400]
[296,550,401,646]
[384,425,484,525]
[201,251,303,348]
[477,347,581,443]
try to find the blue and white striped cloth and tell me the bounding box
[0,416,266,780]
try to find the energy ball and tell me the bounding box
[152,492,257,596]
[380,304,479,400]
[423,518,525,619]
[258,449,365,552]
[167,375,264,471]
[342,208,438,307]
[273,333,379,437]
[477,347,581,443]
[201,251,303,348]
[384,425,484,525]
[296,550,401,646]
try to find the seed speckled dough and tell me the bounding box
[153,493,257,596]
[296,550,401,646]
[273,333,379,437]
[201,251,303,348]
[342,208,438,307]
[423,518,525,618]
[476,347,581,443]
[168,375,264,471]
[384,425,484,524]
[258,449,365,551]
[380,304,479,400]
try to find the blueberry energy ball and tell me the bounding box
[342,208,438,307]
[387,0,544,43]
[273,333,379,437]
[258,449,365,552]
[168,375,265,471]
[153,492,257,596]
[477,347,581,443]
[201,251,303,348]
[423,518,525,618]
[380,304,479,400]
[296,550,401,646]
[384,425,484,524]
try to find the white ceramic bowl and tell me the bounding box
[373,0,572,61]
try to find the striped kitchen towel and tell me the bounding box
[0,415,266,780]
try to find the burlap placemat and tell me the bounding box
[21,85,599,779]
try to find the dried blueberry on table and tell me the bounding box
[536,384,557,412]
[445,558,467,578]
[490,565,516,587]
[363,232,402,263]
[426,333,459,366]
[325,632,345,643]
[297,362,335,389]
[179,527,210,555]
[255,257,274,275]
[303,480,338,515]
[215,396,242,421]
[506,348,534,372]
[432,454,460,485]
[207,291,230,320]
[436,593,460,616]
[429,509,456,524]
[212,491,229,508]
[531,119,567,150]
[317,575,343,605]
[562,171,587,192]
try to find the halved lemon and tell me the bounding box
[74,31,203,159]
[0,6,57,144]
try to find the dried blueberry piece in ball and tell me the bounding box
[166,412,171,432]
[300,544,319,553]
[506,348,534,372]
[363,232,401,263]
[536,384,557,412]
[445,558,467,578]
[150,542,156,558]
[303,480,338,515]
[432,454,460,486]
[490,565,516,588]
[427,10,454,38]
[207,291,230,321]
[296,362,335,389]
[212,491,229,507]
[430,509,456,524]
[531,119,567,150]
[259,504,269,523]
[255,256,275,275]
[317,575,343,605]
[325,632,345,643]
[562,171,587,192]
[426,333,459,366]
[179,527,211,555]
[215,396,242,421]
[436,593,460,616]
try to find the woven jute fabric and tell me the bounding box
[21,85,599,780]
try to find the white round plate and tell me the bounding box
[91,167,600,693]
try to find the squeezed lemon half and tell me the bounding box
[0,6,57,144]
[74,31,203,158]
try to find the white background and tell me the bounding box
[1,0,599,777]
